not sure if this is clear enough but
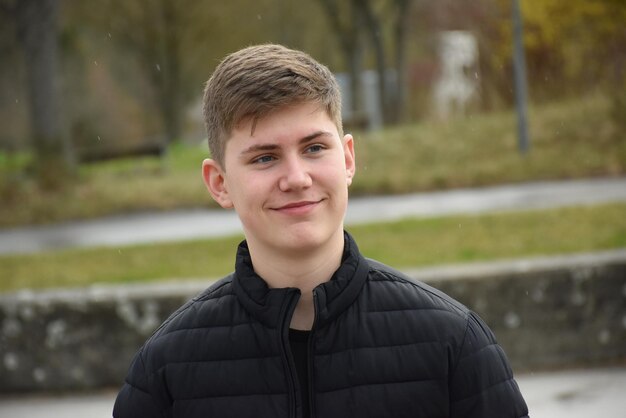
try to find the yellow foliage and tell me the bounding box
[489,0,626,91]
[523,0,626,46]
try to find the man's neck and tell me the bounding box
[246,230,345,330]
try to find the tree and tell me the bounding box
[317,0,414,126]
[317,0,366,121]
[109,0,185,145]
[14,0,74,184]
[358,0,412,124]
[77,0,220,145]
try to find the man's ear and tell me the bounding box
[202,159,233,209]
[343,134,356,186]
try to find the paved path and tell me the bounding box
[0,367,624,417]
[1,177,625,255]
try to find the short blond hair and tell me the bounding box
[202,44,342,166]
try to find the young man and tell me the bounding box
[114,44,528,418]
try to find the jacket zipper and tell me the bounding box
[307,290,319,418]
[281,291,301,418]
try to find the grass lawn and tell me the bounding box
[1,93,624,227]
[1,203,624,293]
[352,94,625,194]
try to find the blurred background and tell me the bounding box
[0,0,625,416]
[1,0,625,219]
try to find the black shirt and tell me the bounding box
[289,329,311,418]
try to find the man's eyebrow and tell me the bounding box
[300,130,333,144]
[239,143,278,157]
[239,130,333,157]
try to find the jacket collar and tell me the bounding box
[232,232,370,329]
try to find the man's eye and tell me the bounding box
[306,144,324,153]
[253,155,275,164]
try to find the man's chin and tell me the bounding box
[274,226,343,253]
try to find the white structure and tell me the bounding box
[434,31,479,119]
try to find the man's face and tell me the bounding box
[202,102,355,255]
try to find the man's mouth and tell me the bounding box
[272,200,322,214]
[278,201,317,209]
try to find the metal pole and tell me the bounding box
[512,0,530,154]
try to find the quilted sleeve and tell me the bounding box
[449,311,529,418]
[113,349,164,418]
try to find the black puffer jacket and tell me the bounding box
[114,233,528,418]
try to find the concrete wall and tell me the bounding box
[1,250,625,393]
[407,250,626,372]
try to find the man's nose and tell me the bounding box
[278,156,312,191]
